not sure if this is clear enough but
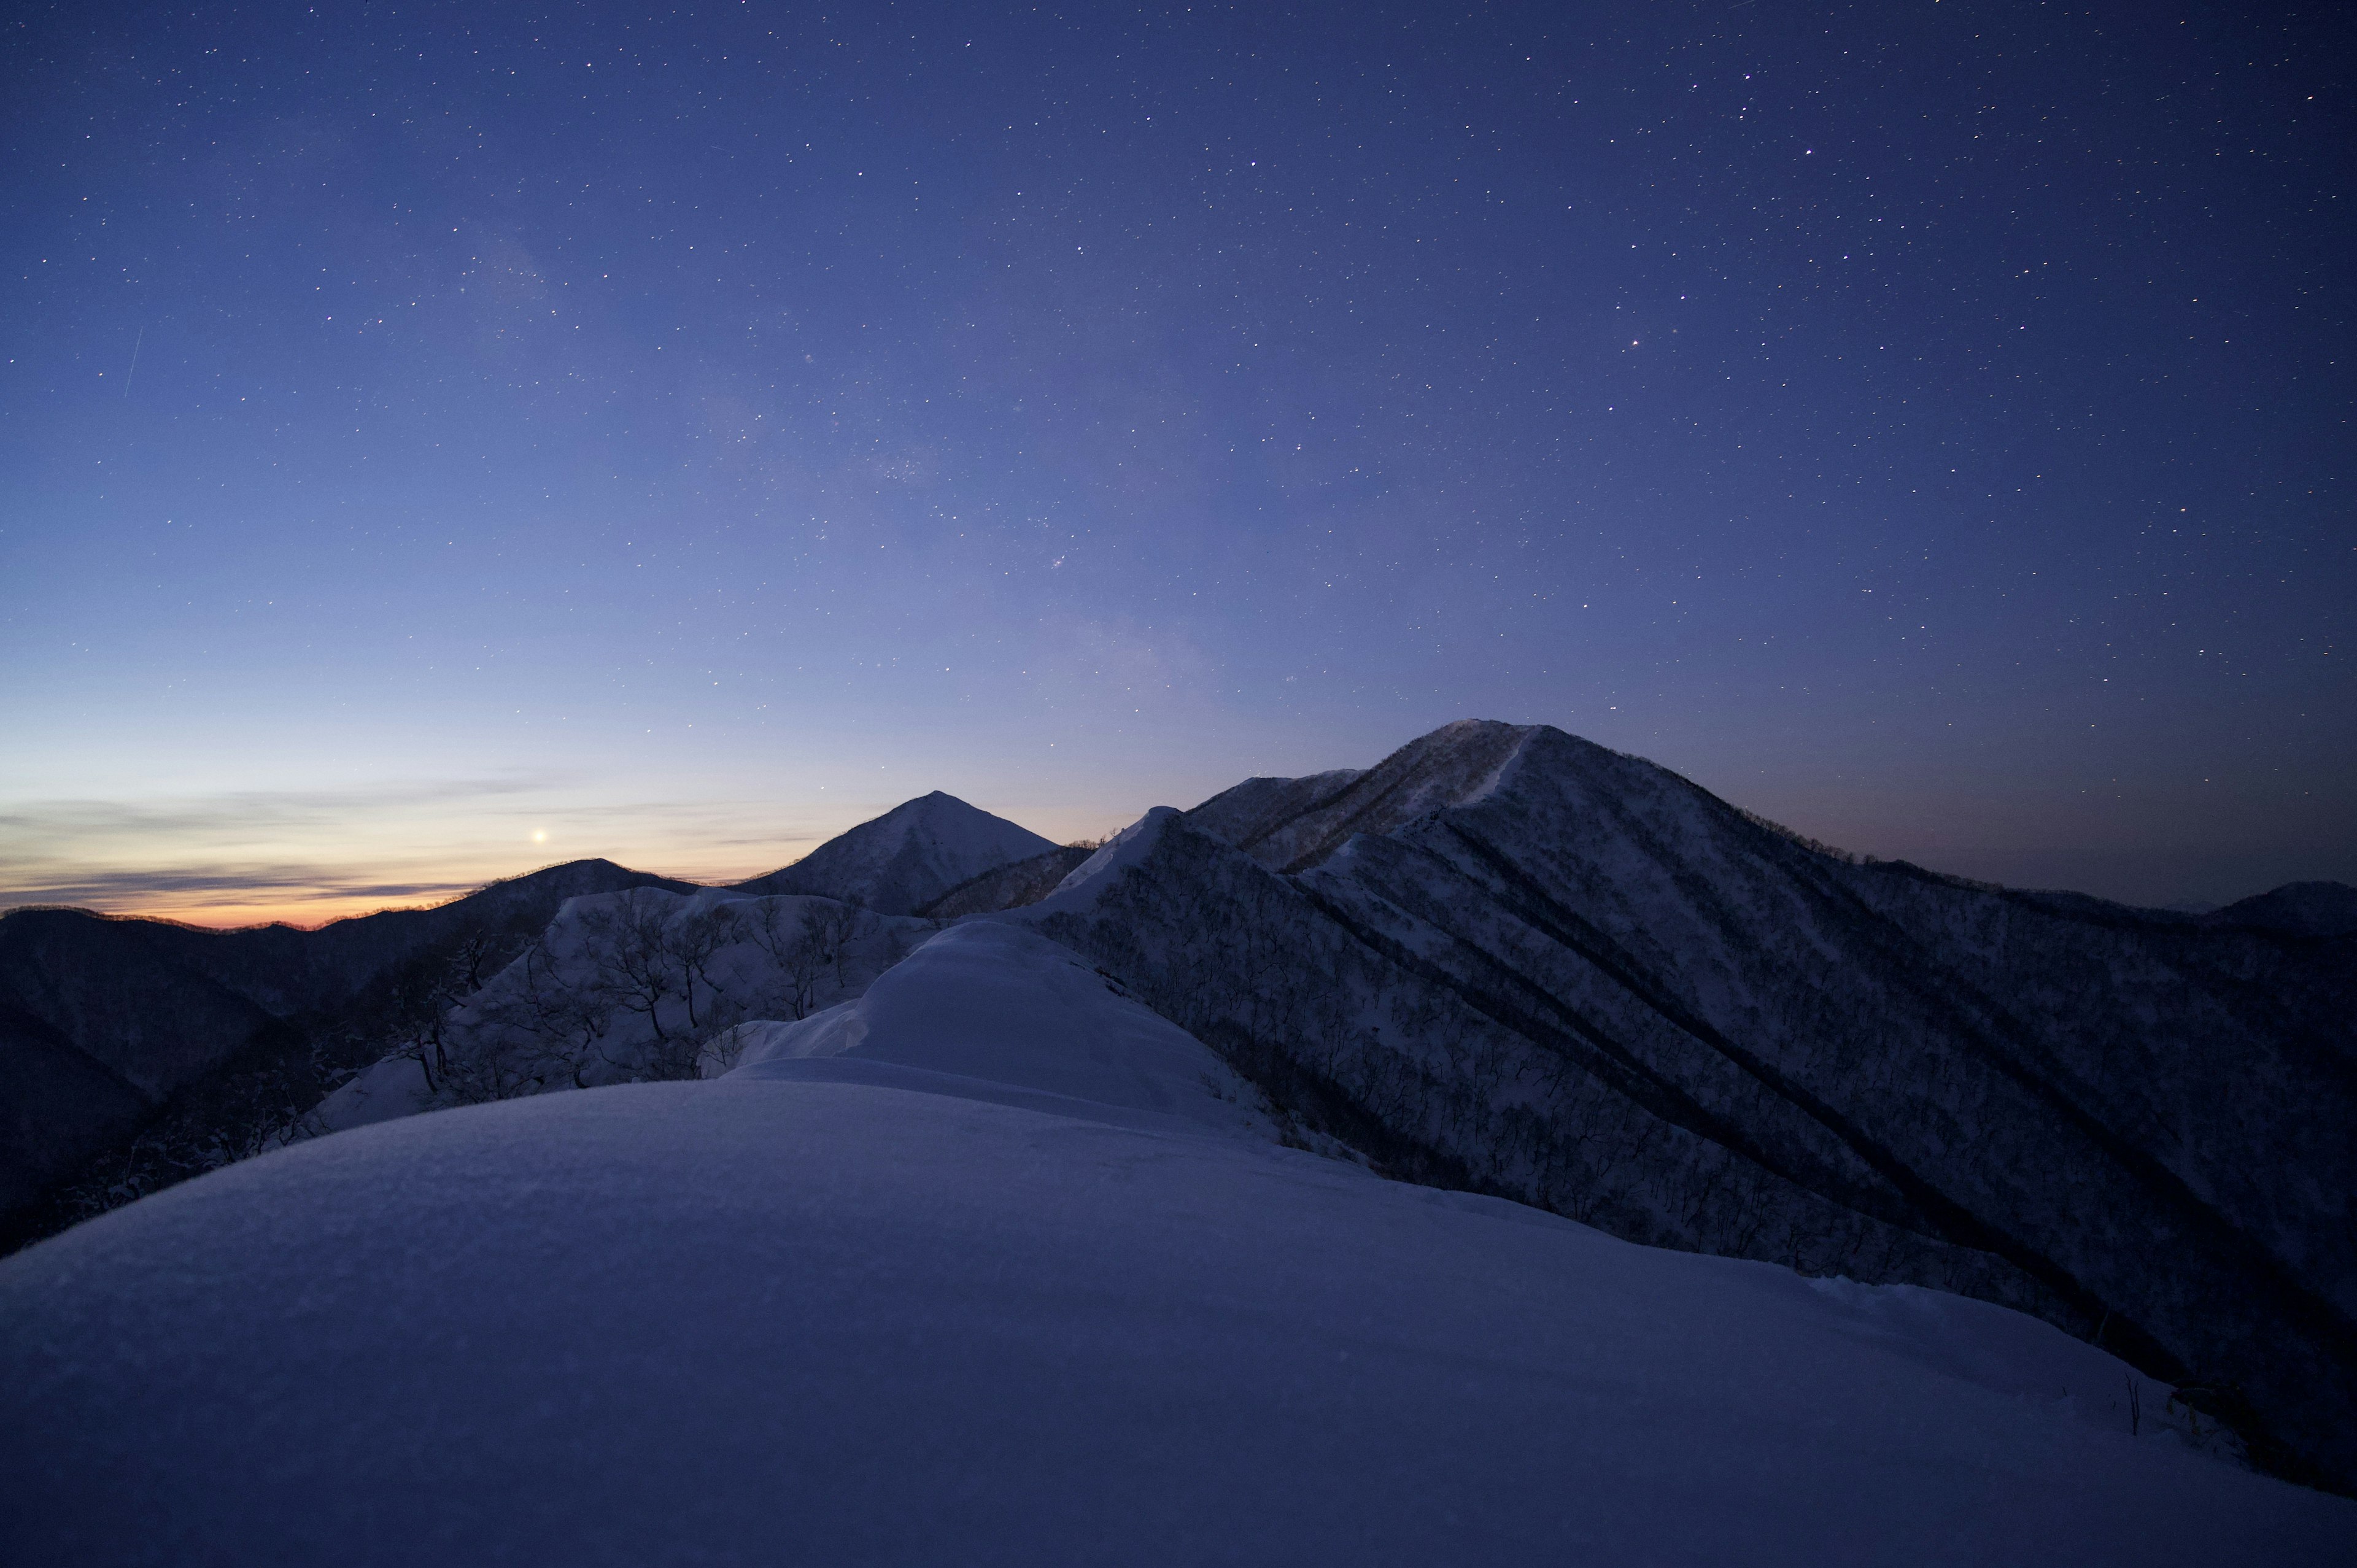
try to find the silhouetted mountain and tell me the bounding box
[1018,720,2357,1490]
[0,859,692,1242]
[1,791,1057,1245]
[2204,881,2357,939]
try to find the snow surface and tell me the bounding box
[2,922,2348,1564]
[1031,804,1183,914]
[715,920,1274,1140]
[1184,767,1364,851]
[1215,719,1536,872]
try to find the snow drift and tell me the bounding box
[713,921,1276,1140]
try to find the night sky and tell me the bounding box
[4,1,2350,925]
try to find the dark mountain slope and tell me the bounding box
[4,797,1056,1247]
[0,859,692,1245]
[1204,719,1528,874]
[1181,768,1363,858]
[918,844,1097,919]
[2203,881,2357,939]
[0,1004,146,1216]
[1024,720,2357,1491]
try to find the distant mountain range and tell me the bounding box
[2,720,2350,1489]
[0,859,698,1227]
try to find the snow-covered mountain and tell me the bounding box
[3,920,2346,1565]
[1019,721,2357,1492]
[304,885,935,1136]
[5,727,2350,1503]
[0,858,695,1238]
[0,792,1059,1246]
[732,790,1057,914]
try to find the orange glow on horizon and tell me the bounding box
[17,855,802,932]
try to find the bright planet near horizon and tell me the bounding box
[2,0,2350,927]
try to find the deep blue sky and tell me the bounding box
[4,0,2350,922]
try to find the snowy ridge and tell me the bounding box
[1030,805,1184,914]
[1183,767,1363,851]
[1195,719,1535,872]
[733,790,1055,914]
[3,964,2349,1562]
[716,921,1274,1140]
[1028,719,2357,1491]
[5,719,2353,1549]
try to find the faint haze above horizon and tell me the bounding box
[4,2,2350,928]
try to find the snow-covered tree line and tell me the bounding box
[297,890,934,1131]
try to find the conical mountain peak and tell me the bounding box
[733,792,1055,914]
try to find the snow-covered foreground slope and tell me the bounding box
[1,1066,2345,1560]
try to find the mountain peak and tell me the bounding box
[733,792,1056,914]
[1190,719,1538,872]
[2203,880,2357,939]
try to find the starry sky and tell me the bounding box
[3,1,2350,925]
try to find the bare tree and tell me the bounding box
[810,896,865,987]
[740,898,828,1020]
[435,934,599,1101]
[580,889,683,1045]
[695,1014,757,1078]
[381,929,520,1095]
[670,905,737,1030]
[642,990,745,1082]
